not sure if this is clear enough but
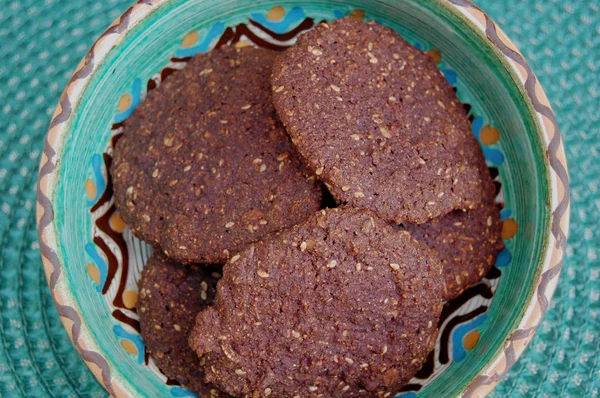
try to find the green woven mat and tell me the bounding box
[0,0,597,396]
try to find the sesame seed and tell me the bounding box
[257,270,270,278]
[487,216,493,226]
[327,260,337,268]
[342,330,349,337]
[201,291,208,300]
[264,388,272,396]
[360,363,369,368]
[259,164,267,172]
[220,119,228,124]
[241,104,252,110]
[277,153,288,161]
[336,96,343,102]
[300,241,307,251]
[372,115,383,124]
[330,84,341,92]
[311,49,323,56]
[437,192,445,198]
[163,137,173,147]
[356,263,362,271]
[253,158,262,165]
[393,53,400,59]
[382,345,388,354]
[427,321,433,328]
[154,324,162,330]
[126,186,134,195]
[169,180,178,186]
[199,68,213,76]
[354,191,365,198]
[259,220,268,225]
[315,167,324,175]
[235,369,246,376]
[275,86,285,92]
[379,126,392,139]
[351,134,361,140]
[291,330,301,338]
[225,222,235,228]
[341,185,351,191]
[201,281,208,291]
[345,357,354,364]
[424,117,431,122]
[367,42,373,51]
[152,169,159,178]
[437,100,446,109]
[342,385,350,391]
[418,157,426,165]
[389,263,400,270]
[183,165,191,172]
[389,96,397,101]
[174,324,181,331]
[230,254,240,264]
[142,214,151,222]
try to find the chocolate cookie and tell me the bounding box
[189,207,444,397]
[404,161,503,300]
[137,252,224,395]
[112,46,323,264]
[271,18,484,224]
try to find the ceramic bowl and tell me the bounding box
[37,0,569,396]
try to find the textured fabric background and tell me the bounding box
[0,0,597,396]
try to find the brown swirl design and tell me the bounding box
[446,0,570,396]
[36,2,155,396]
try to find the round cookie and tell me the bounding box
[137,252,225,395]
[112,46,323,264]
[403,162,504,300]
[189,207,444,397]
[271,17,484,224]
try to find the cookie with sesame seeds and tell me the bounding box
[189,207,444,397]
[271,17,484,225]
[112,46,323,264]
[403,160,504,300]
[137,251,226,395]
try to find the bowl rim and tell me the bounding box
[36,0,570,396]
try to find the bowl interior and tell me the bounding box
[52,0,550,396]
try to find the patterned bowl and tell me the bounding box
[37,0,569,396]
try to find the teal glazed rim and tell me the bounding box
[37,0,570,396]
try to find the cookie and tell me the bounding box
[271,18,484,224]
[137,252,224,395]
[403,162,504,300]
[112,46,323,264]
[189,207,444,397]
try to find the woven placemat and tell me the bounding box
[0,0,597,396]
